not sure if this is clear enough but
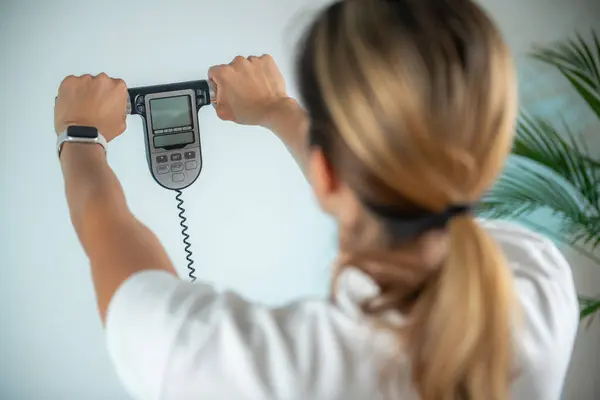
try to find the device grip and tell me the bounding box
[208,79,217,106]
[126,79,217,115]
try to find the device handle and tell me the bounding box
[207,79,217,106]
[125,79,217,115]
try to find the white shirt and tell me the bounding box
[106,220,579,400]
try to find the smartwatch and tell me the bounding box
[56,126,107,158]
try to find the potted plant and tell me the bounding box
[478,31,600,322]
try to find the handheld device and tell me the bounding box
[126,79,218,282]
[55,78,219,282]
[126,80,217,190]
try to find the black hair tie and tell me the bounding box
[365,203,473,240]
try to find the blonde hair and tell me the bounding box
[298,0,519,399]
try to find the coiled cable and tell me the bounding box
[175,190,197,282]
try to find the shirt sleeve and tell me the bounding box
[105,271,197,400]
[104,270,367,400]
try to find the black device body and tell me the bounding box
[127,80,213,191]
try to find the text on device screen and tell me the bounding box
[150,96,192,130]
[150,96,194,148]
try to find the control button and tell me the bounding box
[171,153,182,161]
[196,89,203,97]
[157,165,169,175]
[135,95,145,105]
[172,173,185,182]
[171,162,183,172]
[156,155,168,164]
[155,129,164,134]
[185,161,198,170]
[184,151,195,160]
[136,104,145,113]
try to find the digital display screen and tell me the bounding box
[150,96,193,131]
[154,131,194,148]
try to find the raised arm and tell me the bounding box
[55,74,178,324]
[208,55,311,176]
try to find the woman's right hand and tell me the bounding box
[208,55,292,127]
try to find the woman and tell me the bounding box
[54,0,578,399]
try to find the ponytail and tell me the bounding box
[408,216,517,400]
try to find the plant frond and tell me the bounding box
[579,296,600,321]
[479,158,585,219]
[559,215,600,250]
[479,157,600,249]
[531,31,600,119]
[514,114,600,212]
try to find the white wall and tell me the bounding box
[0,0,598,399]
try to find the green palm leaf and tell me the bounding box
[531,31,600,119]
[480,150,600,249]
[513,114,600,212]
[579,296,600,322]
[481,163,567,214]
[479,157,585,219]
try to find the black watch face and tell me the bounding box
[67,125,98,139]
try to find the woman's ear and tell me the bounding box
[308,146,339,213]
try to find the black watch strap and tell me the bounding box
[67,125,99,139]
